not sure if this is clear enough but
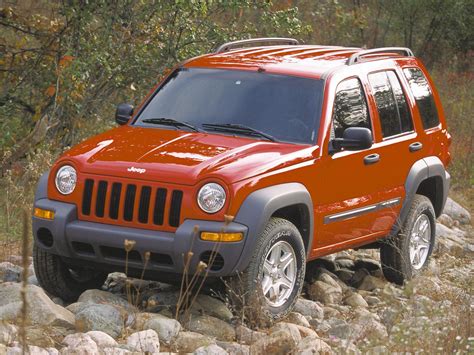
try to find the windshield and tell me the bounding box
[135,68,324,144]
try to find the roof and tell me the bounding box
[184,45,412,79]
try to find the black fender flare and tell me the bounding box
[232,182,314,273]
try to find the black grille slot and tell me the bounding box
[153,188,167,225]
[123,185,137,221]
[101,246,142,262]
[109,183,122,219]
[169,190,183,227]
[150,253,173,265]
[82,179,94,215]
[200,251,225,271]
[138,186,152,223]
[95,181,108,217]
[72,241,95,256]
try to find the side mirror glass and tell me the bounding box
[331,127,372,152]
[115,103,134,125]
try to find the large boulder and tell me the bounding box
[61,333,99,354]
[75,304,124,338]
[78,289,136,312]
[141,313,181,344]
[126,330,160,353]
[293,298,324,321]
[308,281,343,304]
[185,315,235,341]
[191,294,233,322]
[0,283,74,328]
[173,331,215,353]
[0,322,17,345]
[443,198,471,225]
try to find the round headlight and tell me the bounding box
[197,183,226,214]
[55,165,77,195]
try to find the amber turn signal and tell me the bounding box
[200,232,243,242]
[34,207,55,220]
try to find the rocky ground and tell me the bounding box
[0,197,472,354]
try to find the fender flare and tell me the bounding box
[232,182,314,273]
[35,171,50,201]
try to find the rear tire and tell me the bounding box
[380,194,436,285]
[228,217,305,327]
[33,244,108,302]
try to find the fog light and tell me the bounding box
[34,207,55,220]
[200,232,243,242]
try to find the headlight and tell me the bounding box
[197,183,226,213]
[55,165,77,195]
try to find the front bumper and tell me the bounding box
[33,198,248,278]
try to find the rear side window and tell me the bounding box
[368,71,413,138]
[332,78,370,139]
[403,67,440,129]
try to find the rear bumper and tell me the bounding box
[33,198,248,277]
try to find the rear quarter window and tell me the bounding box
[403,67,440,129]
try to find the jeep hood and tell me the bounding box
[60,126,317,185]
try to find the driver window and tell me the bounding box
[331,78,371,139]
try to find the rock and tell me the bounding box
[185,315,235,341]
[0,283,74,328]
[27,276,38,286]
[194,344,228,355]
[438,213,454,228]
[235,325,266,345]
[143,314,181,344]
[7,345,51,355]
[350,268,371,288]
[173,331,214,353]
[366,345,388,354]
[296,335,332,354]
[24,327,55,348]
[327,318,351,339]
[365,296,381,306]
[335,257,355,269]
[294,324,318,339]
[444,198,471,224]
[351,312,388,341]
[0,322,17,345]
[308,281,342,304]
[358,275,386,291]
[354,258,380,273]
[294,298,324,321]
[126,330,160,353]
[286,312,311,328]
[323,306,341,318]
[250,330,298,354]
[144,291,180,312]
[0,263,22,282]
[192,295,233,322]
[335,268,355,284]
[216,341,250,355]
[75,304,124,338]
[86,331,117,348]
[270,322,302,344]
[78,289,135,312]
[102,348,131,355]
[62,333,99,354]
[66,302,89,315]
[344,293,369,308]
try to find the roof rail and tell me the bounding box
[347,47,414,65]
[215,37,299,53]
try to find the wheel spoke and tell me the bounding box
[263,260,273,275]
[279,253,294,271]
[270,244,281,264]
[262,276,272,296]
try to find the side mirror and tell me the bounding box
[115,103,134,125]
[331,127,373,152]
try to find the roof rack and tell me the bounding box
[347,47,414,65]
[215,37,299,53]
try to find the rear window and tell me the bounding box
[403,67,440,129]
[135,68,324,144]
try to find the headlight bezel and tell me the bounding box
[197,182,227,214]
[55,165,77,195]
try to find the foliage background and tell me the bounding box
[0,0,472,245]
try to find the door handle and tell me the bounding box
[364,153,380,165]
[409,141,423,152]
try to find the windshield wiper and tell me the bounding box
[142,117,202,132]
[202,123,276,142]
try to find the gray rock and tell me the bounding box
[344,293,369,308]
[62,333,99,354]
[0,283,74,328]
[293,298,324,321]
[66,302,89,314]
[0,322,17,345]
[102,348,131,355]
[216,341,250,355]
[86,331,117,348]
[285,312,311,327]
[78,289,135,312]
[235,325,266,345]
[194,344,228,354]
[365,296,381,306]
[335,268,355,284]
[126,330,160,353]
[250,330,298,354]
[173,331,215,353]
[75,304,124,338]
[335,257,355,269]
[444,197,471,224]
[327,318,351,339]
[27,275,38,286]
[308,281,342,304]
[358,275,386,291]
[23,326,56,348]
[438,213,454,228]
[7,345,50,355]
[186,315,235,341]
[144,291,180,312]
[270,322,302,344]
[354,258,380,273]
[192,295,233,322]
[143,314,181,344]
[0,263,22,283]
[296,335,332,354]
[350,268,371,288]
[351,312,388,341]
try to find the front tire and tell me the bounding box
[228,218,305,327]
[33,245,108,302]
[380,194,436,285]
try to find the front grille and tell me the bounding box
[81,178,184,229]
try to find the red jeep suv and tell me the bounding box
[32,38,451,323]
